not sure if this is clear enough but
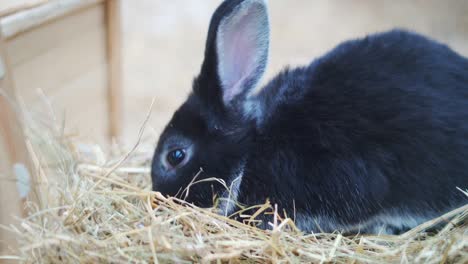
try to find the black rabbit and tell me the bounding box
[151,0,468,234]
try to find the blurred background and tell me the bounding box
[121,0,468,146]
[2,0,468,147]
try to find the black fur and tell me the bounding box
[152,0,468,234]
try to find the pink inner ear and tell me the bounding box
[217,2,267,104]
[222,22,256,102]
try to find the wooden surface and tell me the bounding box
[6,4,104,66]
[105,0,122,140]
[0,0,47,18]
[6,3,110,144]
[0,27,29,261]
[0,0,103,39]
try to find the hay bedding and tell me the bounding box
[1,102,467,264]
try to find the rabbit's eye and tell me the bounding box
[167,149,186,167]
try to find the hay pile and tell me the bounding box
[1,103,467,263]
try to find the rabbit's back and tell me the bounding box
[247,30,468,230]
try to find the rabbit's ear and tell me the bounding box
[201,0,270,107]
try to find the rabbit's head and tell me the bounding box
[151,0,269,208]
